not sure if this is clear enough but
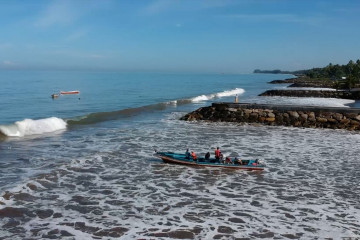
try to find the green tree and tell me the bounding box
[345,74,357,90]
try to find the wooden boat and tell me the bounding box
[154,152,265,170]
[60,90,80,95]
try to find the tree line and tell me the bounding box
[254,59,360,90]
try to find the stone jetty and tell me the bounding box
[180,103,360,131]
[259,89,360,100]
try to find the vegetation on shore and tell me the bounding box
[256,59,360,90]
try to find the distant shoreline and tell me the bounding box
[262,75,360,99]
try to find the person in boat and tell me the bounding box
[185,149,190,159]
[234,157,242,165]
[219,152,224,163]
[205,152,210,160]
[215,147,220,161]
[191,151,197,161]
[225,156,233,164]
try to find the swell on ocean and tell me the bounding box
[0,117,67,138]
[0,88,245,139]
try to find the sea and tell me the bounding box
[0,70,359,239]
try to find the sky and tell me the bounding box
[0,0,360,73]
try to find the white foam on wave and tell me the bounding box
[192,95,210,102]
[192,88,245,102]
[275,86,337,91]
[215,88,245,97]
[0,117,67,137]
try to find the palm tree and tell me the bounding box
[332,80,342,91]
[345,74,357,91]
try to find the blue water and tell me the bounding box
[1,70,359,239]
[0,70,287,124]
[3,70,358,126]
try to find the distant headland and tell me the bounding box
[253,69,304,75]
[255,59,360,91]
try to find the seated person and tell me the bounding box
[219,153,224,163]
[205,152,210,160]
[225,156,233,164]
[191,151,197,161]
[185,149,190,159]
[234,157,242,165]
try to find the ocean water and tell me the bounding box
[0,70,359,239]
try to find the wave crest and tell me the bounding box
[192,88,245,102]
[0,117,67,137]
[0,88,246,131]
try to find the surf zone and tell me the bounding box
[0,117,67,138]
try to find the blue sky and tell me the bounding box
[0,0,359,73]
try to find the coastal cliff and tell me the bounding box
[180,103,360,131]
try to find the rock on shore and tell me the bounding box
[259,89,360,100]
[180,103,360,131]
[268,77,335,88]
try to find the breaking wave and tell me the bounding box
[67,88,245,125]
[0,117,67,137]
[0,88,245,136]
[191,88,245,102]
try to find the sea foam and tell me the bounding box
[0,117,67,137]
[191,88,245,102]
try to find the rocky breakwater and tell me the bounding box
[260,89,360,100]
[180,103,360,131]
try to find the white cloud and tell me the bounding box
[35,0,76,27]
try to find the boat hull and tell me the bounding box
[60,91,80,95]
[155,152,265,171]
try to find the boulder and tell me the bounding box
[327,118,337,123]
[259,110,267,117]
[265,117,275,122]
[345,113,358,119]
[294,121,302,127]
[350,120,360,126]
[268,112,275,118]
[308,117,316,122]
[341,119,350,125]
[288,111,299,118]
[250,113,259,120]
[316,117,328,123]
[300,114,308,120]
[334,113,343,121]
[244,109,252,114]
